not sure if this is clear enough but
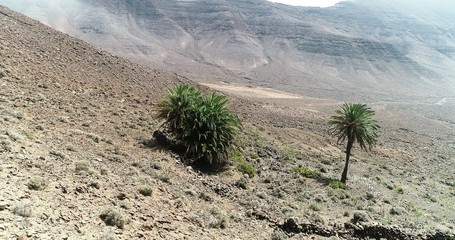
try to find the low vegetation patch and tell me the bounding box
[309,203,321,212]
[50,150,66,159]
[278,145,302,160]
[235,178,248,189]
[328,178,346,189]
[12,203,32,217]
[247,150,259,160]
[211,217,228,229]
[75,161,97,176]
[27,177,47,191]
[236,161,255,178]
[394,187,404,194]
[231,150,256,177]
[138,187,153,196]
[66,144,78,152]
[100,209,125,229]
[291,165,320,179]
[75,161,91,173]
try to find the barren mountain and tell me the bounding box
[1,3,455,240]
[1,0,455,102]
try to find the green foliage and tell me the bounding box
[278,145,302,160]
[423,193,437,203]
[75,161,93,174]
[27,177,47,191]
[158,84,202,133]
[329,103,379,150]
[12,203,32,217]
[138,187,153,197]
[229,149,244,162]
[309,203,321,212]
[291,165,320,179]
[158,84,242,166]
[66,144,78,152]
[328,178,346,189]
[394,187,404,194]
[100,209,125,229]
[210,217,229,229]
[247,151,259,160]
[237,161,256,178]
[231,150,256,177]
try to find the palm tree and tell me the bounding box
[157,84,241,166]
[328,103,379,183]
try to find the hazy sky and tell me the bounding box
[268,0,344,7]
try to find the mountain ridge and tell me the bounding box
[2,0,454,101]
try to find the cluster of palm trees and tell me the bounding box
[158,84,379,183]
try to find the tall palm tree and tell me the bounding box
[329,103,379,183]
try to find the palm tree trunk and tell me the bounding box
[341,137,354,183]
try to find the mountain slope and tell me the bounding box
[0,6,282,239]
[1,0,454,101]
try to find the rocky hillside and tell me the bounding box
[1,0,454,101]
[1,5,455,240]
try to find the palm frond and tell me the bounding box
[328,103,379,150]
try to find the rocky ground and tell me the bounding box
[1,6,455,240]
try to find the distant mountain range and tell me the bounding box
[1,0,454,101]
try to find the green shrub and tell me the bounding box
[309,203,321,212]
[75,161,98,176]
[291,166,320,179]
[248,151,259,160]
[394,187,404,194]
[278,145,301,160]
[12,203,32,217]
[235,178,248,189]
[328,178,346,189]
[423,193,437,203]
[66,144,78,152]
[230,150,255,177]
[158,84,241,166]
[230,149,244,162]
[138,187,153,196]
[100,209,125,229]
[75,161,91,173]
[27,177,47,191]
[210,217,228,229]
[237,161,256,178]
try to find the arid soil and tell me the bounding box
[1,6,455,240]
